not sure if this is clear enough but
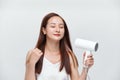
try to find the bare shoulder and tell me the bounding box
[67,51,78,68]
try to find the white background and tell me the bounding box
[0,0,120,80]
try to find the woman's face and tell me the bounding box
[43,16,65,42]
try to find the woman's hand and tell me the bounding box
[83,52,94,69]
[26,48,43,66]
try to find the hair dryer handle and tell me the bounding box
[84,50,92,63]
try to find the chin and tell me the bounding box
[52,37,63,41]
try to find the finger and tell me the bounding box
[87,57,94,60]
[35,48,42,54]
[87,59,94,64]
[32,48,43,57]
[87,54,93,58]
[83,52,86,62]
[85,61,94,67]
[83,52,86,57]
[88,62,94,66]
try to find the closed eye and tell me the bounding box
[50,26,55,28]
[59,24,64,29]
[59,26,64,29]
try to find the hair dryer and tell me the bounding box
[75,38,99,62]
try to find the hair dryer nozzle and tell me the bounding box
[75,38,99,52]
[95,43,98,51]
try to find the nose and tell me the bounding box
[56,26,60,32]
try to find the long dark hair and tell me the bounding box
[35,12,78,76]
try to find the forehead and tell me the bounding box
[47,16,64,24]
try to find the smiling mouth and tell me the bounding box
[53,34,60,36]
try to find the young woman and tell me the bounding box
[25,12,94,80]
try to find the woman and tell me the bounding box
[25,12,94,80]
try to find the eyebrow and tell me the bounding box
[49,23,64,25]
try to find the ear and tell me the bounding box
[42,27,46,35]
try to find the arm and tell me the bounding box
[24,48,43,80]
[25,62,36,80]
[70,66,88,80]
[69,53,94,80]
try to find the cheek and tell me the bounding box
[61,30,65,37]
[46,28,53,34]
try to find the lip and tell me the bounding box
[53,34,61,36]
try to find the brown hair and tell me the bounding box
[35,12,78,76]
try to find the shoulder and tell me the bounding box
[67,50,78,68]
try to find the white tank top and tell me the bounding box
[37,57,70,80]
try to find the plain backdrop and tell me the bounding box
[0,0,120,80]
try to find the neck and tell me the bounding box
[45,39,60,55]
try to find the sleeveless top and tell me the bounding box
[37,57,70,80]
